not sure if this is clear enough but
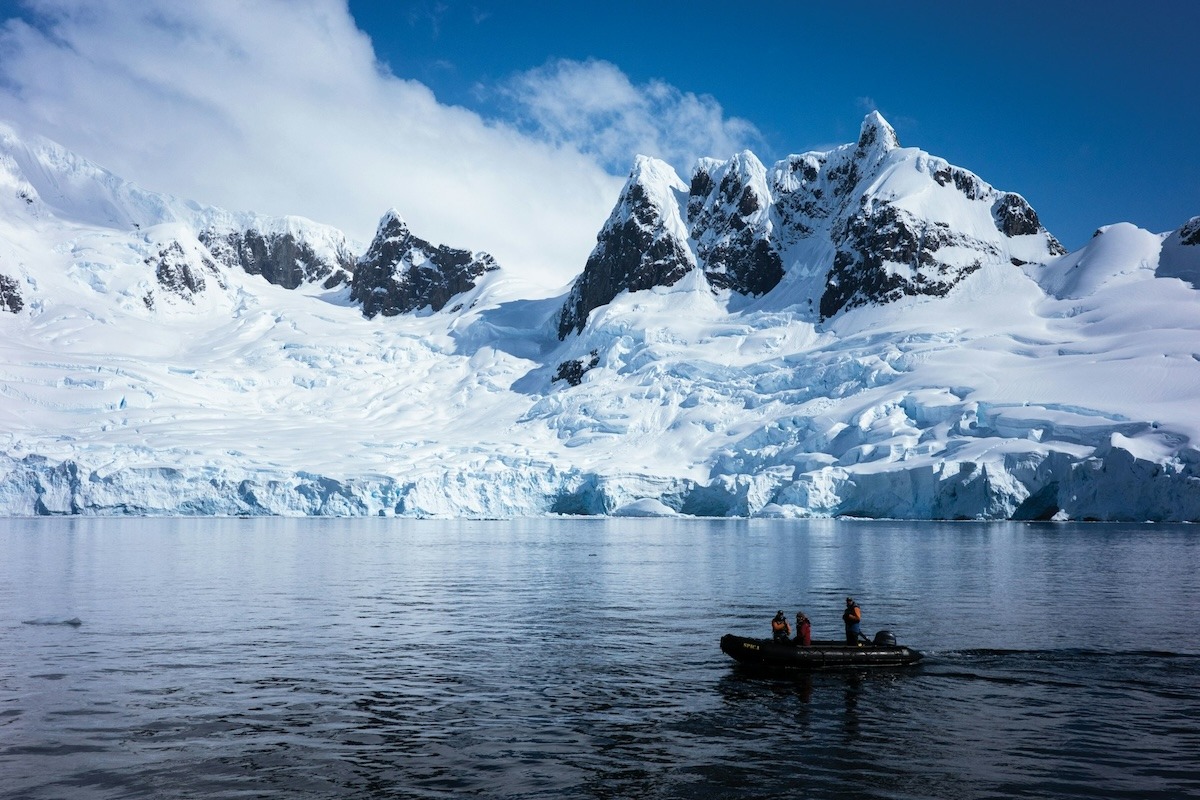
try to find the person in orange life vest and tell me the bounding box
[771,610,791,641]
[794,611,812,646]
[843,596,867,645]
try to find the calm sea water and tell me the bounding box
[1,518,1197,800]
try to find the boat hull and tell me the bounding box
[720,634,922,672]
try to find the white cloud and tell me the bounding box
[500,59,762,174]
[0,1,760,291]
[0,0,619,289]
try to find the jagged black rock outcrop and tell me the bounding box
[772,154,831,244]
[1180,217,1200,247]
[687,155,784,296]
[562,112,1066,333]
[820,203,988,318]
[0,273,23,313]
[350,212,498,318]
[200,229,354,290]
[553,350,599,387]
[147,241,224,301]
[558,177,693,339]
[992,194,1066,256]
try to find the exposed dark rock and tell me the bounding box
[702,237,785,295]
[934,167,986,200]
[200,228,353,289]
[687,156,784,297]
[819,203,987,319]
[0,273,23,313]
[826,158,861,198]
[688,170,714,201]
[1179,216,1200,246]
[146,241,223,301]
[567,113,1066,328]
[784,156,820,184]
[854,111,900,155]
[772,155,830,245]
[686,163,717,231]
[992,194,1068,255]
[558,175,694,339]
[734,179,761,217]
[553,350,599,387]
[350,212,499,318]
[992,193,1041,237]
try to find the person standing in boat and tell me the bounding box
[771,610,791,641]
[843,597,867,645]
[794,611,812,646]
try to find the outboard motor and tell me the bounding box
[873,630,897,647]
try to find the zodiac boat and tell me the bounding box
[720,630,922,672]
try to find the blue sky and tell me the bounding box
[0,0,1195,282]
[349,0,1198,250]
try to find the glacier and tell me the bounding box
[1,116,1198,520]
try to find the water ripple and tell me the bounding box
[1,518,1198,799]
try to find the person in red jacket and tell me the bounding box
[794,611,812,646]
[771,610,791,641]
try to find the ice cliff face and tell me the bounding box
[1,118,1199,521]
[350,210,500,318]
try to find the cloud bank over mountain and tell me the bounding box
[0,0,755,291]
[498,58,762,173]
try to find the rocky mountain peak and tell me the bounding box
[687,150,783,296]
[855,110,900,157]
[562,112,1068,334]
[373,209,409,241]
[349,211,499,318]
[688,151,770,227]
[556,157,695,338]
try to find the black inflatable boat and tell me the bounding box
[720,630,922,672]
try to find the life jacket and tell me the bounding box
[843,603,862,626]
[771,616,791,638]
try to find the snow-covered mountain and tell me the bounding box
[350,210,499,318]
[1,116,1198,520]
[559,113,1065,336]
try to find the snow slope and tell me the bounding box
[1,119,1198,520]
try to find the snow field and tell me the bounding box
[1,120,1198,519]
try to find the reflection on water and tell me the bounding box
[1,517,1198,799]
